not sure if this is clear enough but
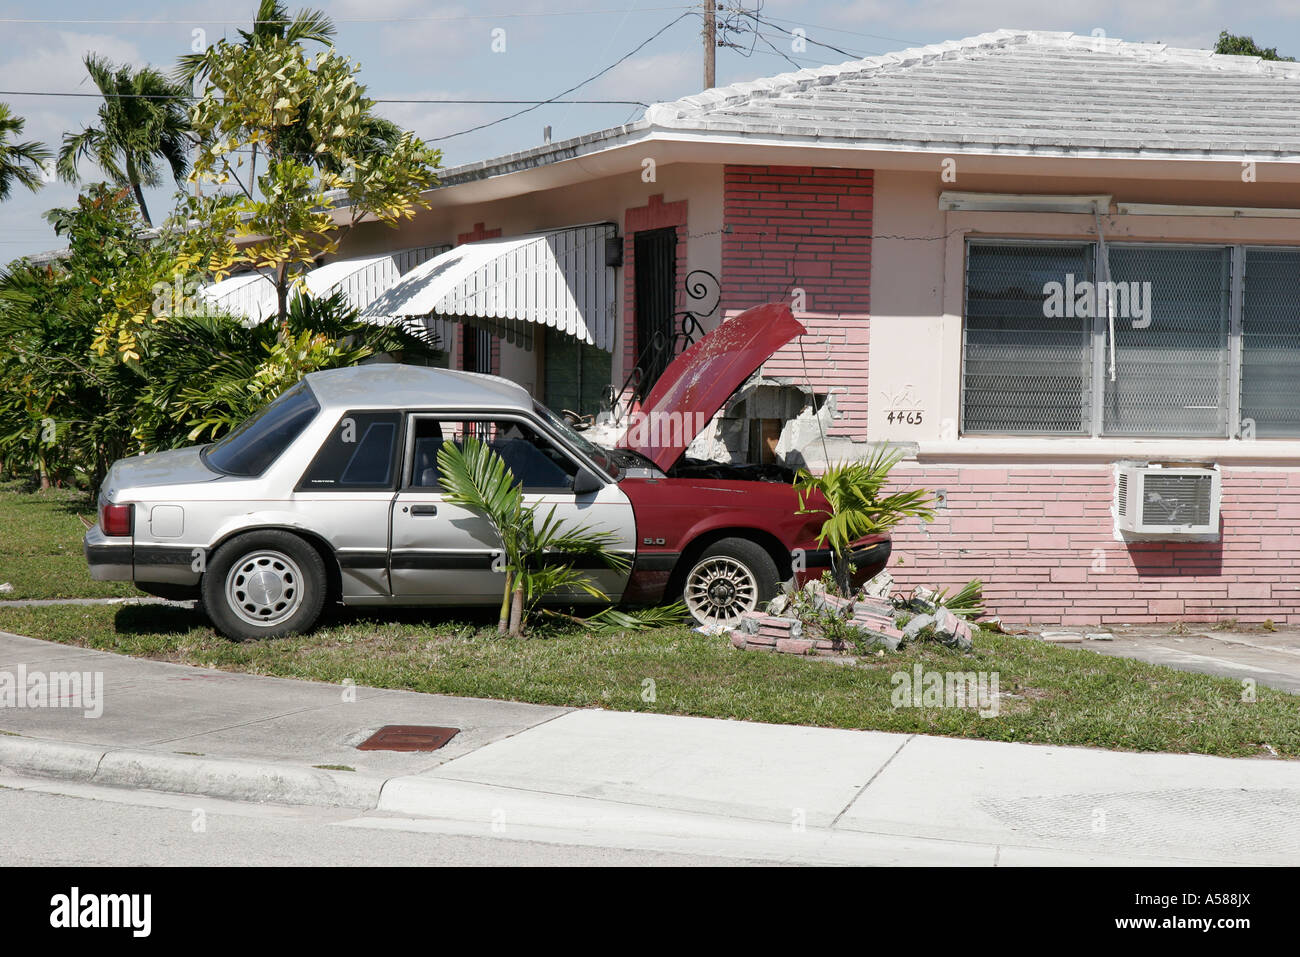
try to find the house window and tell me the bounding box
[963,242,1094,434]
[962,241,1300,438]
[1241,247,1300,437]
[1103,245,1230,437]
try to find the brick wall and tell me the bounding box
[887,465,1300,625]
[722,165,872,439]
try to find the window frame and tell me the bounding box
[294,409,406,493]
[399,411,592,494]
[960,239,1293,440]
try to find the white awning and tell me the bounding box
[196,245,449,325]
[360,224,618,352]
[197,272,278,324]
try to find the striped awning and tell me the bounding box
[196,245,449,325]
[360,223,619,352]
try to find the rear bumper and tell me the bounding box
[83,525,132,581]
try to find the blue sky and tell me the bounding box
[2,0,1298,259]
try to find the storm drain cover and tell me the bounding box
[357,725,460,752]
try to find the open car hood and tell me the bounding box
[616,302,806,471]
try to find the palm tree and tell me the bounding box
[436,436,628,636]
[175,0,336,85]
[57,56,192,226]
[793,448,936,596]
[0,104,52,202]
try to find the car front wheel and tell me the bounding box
[681,537,779,628]
[202,531,327,641]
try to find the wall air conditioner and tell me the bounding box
[1116,464,1221,536]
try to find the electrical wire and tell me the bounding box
[426,10,695,142]
[0,7,700,26]
[0,91,649,106]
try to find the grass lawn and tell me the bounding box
[0,601,1295,759]
[0,480,138,600]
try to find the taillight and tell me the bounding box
[101,503,133,537]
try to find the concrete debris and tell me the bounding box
[732,576,981,657]
[862,571,894,600]
[1040,632,1084,643]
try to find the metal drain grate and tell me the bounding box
[357,725,460,752]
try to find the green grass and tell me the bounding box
[0,602,1295,759]
[0,480,138,600]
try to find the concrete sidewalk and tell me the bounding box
[2,630,1299,865]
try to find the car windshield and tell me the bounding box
[204,381,321,477]
[532,400,618,478]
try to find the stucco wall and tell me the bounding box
[336,162,723,389]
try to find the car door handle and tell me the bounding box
[409,505,438,516]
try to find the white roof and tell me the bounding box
[361,224,618,351]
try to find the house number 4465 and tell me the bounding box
[886,410,924,425]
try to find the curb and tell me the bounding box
[0,734,385,810]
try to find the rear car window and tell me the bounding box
[299,411,402,491]
[204,381,320,477]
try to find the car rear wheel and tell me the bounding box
[202,531,327,641]
[681,537,779,628]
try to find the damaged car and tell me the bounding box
[84,302,890,639]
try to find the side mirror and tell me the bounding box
[573,468,603,495]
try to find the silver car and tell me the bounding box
[86,365,638,639]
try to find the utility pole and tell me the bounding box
[702,0,716,90]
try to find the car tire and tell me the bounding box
[681,537,779,628]
[201,530,327,641]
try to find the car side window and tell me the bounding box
[408,418,579,493]
[299,411,402,491]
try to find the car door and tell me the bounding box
[389,414,636,604]
[292,409,403,600]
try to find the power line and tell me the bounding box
[734,9,923,48]
[0,7,699,26]
[741,10,865,60]
[0,91,649,106]
[427,11,694,142]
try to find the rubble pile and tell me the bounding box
[727,571,974,657]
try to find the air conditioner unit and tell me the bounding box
[1116,465,1221,536]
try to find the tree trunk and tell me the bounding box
[126,158,152,226]
[497,571,512,635]
[832,551,852,597]
[276,264,288,322]
[508,585,525,637]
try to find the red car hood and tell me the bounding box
[616,302,806,471]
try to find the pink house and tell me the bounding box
[336,30,1300,626]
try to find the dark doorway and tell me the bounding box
[633,227,677,393]
[461,325,493,375]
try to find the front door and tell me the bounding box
[389,414,635,604]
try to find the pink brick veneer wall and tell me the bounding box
[722,165,872,440]
[887,465,1300,626]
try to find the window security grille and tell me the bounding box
[963,241,1300,439]
[962,243,1094,434]
[1103,246,1231,437]
[1241,247,1300,438]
